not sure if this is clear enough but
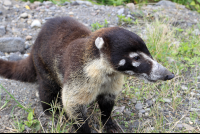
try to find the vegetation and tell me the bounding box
[21,0,200,12]
[91,19,108,31]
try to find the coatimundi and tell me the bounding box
[0,17,174,133]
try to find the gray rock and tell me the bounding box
[118,8,124,15]
[0,51,5,56]
[43,1,53,6]
[139,109,145,114]
[62,2,69,5]
[176,124,183,129]
[0,37,25,52]
[20,13,28,18]
[163,98,172,103]
[126,3,135,12]
[71,1,79,5]
[0,11,2,15]
[0,26,6,36]
[146,99,153,107]
[124,109,132,116]
[193,29,200,35]
[33,1,42,6]
[3,0,12,6]
[8,52,23,61]
[49,6,56,10]
[31,20,42,28]
[197,76,200,82]
[135,102,143,110]
[76,1,92,6]
[131,98,137,103]
[155,0,176,8]
[181,85,188,90]
[133,120,140,128]
[190,108,200,112]
[113,106,125,114]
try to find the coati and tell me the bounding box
[0,17,174,133]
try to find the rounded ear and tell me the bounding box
[95,37,104,50]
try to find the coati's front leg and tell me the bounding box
[73,105,91,133]
[38,79,61,115]
[97,94,120,133]
[62,87,92,133]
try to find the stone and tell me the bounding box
[9,52,23,61]
[197,76,200,82]
[126,3,135,12]
[176,124,183,129]
[135,102,143,110]
[146,99,153,107]
[76,1,92,6]
[62,2,69,5]
[4,0,12,6]
[43,1,53,6]
[26,36,32,40]
[0,37,25,52]
[181,85,188,90]
[182,123,195,131]
[163,98,172,103]
[131,98,137,103]
[31,20,42,28]
[0,26,6,36]
[33,1,42,6]
[193,29,200,35]
[145,112,149,116]
[20,13,28,18]
[71,1,79,6]
[0,11,3,15]
[0,51,5,56]
[118,8,124,15]
[113,106,125,114]
[124,109,132,116]
[133,120,140,128]
[155,0,176,8]
[139,109,145,114]
[190,108,200,112]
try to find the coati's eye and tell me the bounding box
[133,56,140,61]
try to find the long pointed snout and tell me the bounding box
[154,63,175,81]
[164,73,175,81]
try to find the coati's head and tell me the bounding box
[93,27,174,82]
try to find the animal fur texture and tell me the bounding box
[0,17,174,133]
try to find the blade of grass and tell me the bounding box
[0,84,30,112]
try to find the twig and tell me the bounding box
[38,111,46,133]
[5,127,18,132]
[114,119,125,133]
[170,112,187,130]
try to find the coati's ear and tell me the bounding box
[95,37,104,50]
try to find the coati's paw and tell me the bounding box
[104,122,121,133]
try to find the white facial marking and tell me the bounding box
[129,52,138,58]
[132,61,140,67]
[125,70,135,75]
[95,37,104,49]
[140,52,167,81]
[119,59,126,66]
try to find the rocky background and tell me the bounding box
[0,0,200,133]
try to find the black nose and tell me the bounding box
[164,74,175,80]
